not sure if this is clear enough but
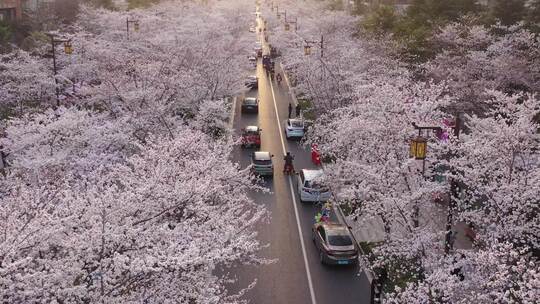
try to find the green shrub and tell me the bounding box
[0,22,12,45]
[362,5,397,34]
[127,0,161,9]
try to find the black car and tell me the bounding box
[312,222,358,265]
[241,97,259,113]
[245,75,258,89]
[262,55,274,71]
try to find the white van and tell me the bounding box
[296,169,332,203]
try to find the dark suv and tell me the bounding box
[241,97,259,114]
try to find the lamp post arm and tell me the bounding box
[411,122,442,132]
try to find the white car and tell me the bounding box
[296,169,332,203]
[248,55,257,67]
[284,118,305,139]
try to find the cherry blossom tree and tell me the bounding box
[265,0,404,115]
[383,91,540,303]
[0,130,267,303]
[274,2,539,301]
[0,0,269,302]
[424,22,540,114]
[0,51,54,112]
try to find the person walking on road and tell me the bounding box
[288,102,292,118]
[276,73,282,85]
[295,104,301,117]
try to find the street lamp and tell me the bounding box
[304,44,312,55]
[410,136,427,160]
[410,122,442,175]
[126,17,140,40]
[409,122,442,228]
[64,41,73,55]
[46,33,73,107]
[304,35,324,57]
[288,16,298,31]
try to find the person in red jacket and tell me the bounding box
[311,144,321,166]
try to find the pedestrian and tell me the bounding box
[311,144,321,166]
[295,103,301,117]
[288,102,292,118]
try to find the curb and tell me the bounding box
[228,96,237,129]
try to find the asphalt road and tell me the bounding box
[225,14,371,304]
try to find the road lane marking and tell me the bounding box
[269,79,318,304]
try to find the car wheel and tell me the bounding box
[319,250,326,264]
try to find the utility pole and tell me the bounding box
[46,34,72,107]
[320,35,324,58]
[410,122,443,228]
[126,17,140,40]
[304,35,324,58]
[445,114,461,254]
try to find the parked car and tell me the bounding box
[251,151,274,176]
[245,75,258,89]
[296,169,331,202]
[248,55,257,67]
[269,45,280,58]
[284,118,305,139]
[312,222,358,265]
[241,97,259,113]
[241,126,261,148]
[249,26,256,33]
[262,55,274,71]
[254,42,263,57]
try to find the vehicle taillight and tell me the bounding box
[322,245,337,256]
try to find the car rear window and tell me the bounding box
[305,181,328,191]
[254,159,272,165]
[244,99,257,105]
[291,121,303,128]
[327,234,353,246]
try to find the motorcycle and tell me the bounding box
[283,163,295,175]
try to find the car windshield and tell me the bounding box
[327,233,353,246]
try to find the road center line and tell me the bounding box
[268,78,318,304]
